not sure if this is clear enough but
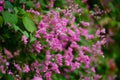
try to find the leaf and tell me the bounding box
[0,72,3,78]
[13,24,20,32]
[19,0,26,3]
[22,31,29,39]
[2,74,14,80]
[109,2,115,12]
[14,7,19,14]
[26,1,34,8]
[38,0,46,8]
[22,15,36,33]
[30,34,36,42]
[0,16,3,27]
[2,11,18,25]
[4,1,13,10]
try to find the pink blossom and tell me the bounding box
[21,35,28,44]
[64,48,73,66]
[0,0,4,12]
[14,62,22,71]
[96,29,101,37]
[35,2,40,9]
[79,27,94,40]
[46,0,54,9]
[50,63,60,74]
[26,9,40,16]
[23,64,30,73]
[31,60,41,73]
[93,74,101,80]
[38,21,46,28]
[76,55,90,68]
[0,6,3,12]
[45,50,51,60]
[42,65,48,72]
[56,54,63,66]
[3,48,13,59]
[32,41,42,53]
[70,41,79,49]
[71,62,80,71]
[0,65,6,74]
[45,71,52,80]
[48,38,62,51]
[9,0,13,3]
[32,76,43,80]
[61,18,68,26]
[0,0,4,4]
[81,21,90,27]
[91,67,95,73]
[101,28,105,33]
[81,46,91,52]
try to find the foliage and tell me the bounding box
[0,0,119,80]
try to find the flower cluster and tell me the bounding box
[0,0,106,80]
[0,0,4,12]
[28,9,105,79]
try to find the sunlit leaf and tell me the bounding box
[2,11,18,25]
[22,15,36,33]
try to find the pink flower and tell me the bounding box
[93,74,101,80]
[26,9,40,16]
[0,65,6,74]
[32,76,43,80]
[101,28,105,33]
[76,55,90,68]
[81,46,91,52]
[64,48,73,66]
[3,48,13,59]
[81,21,90,27]
[70,41,79,49]
[21,35,28,44]
[0,0,4,4]
[45,71,52,80]
[9,0,13,2]
[96,29,101,37]
[23,64,30,73]
[48,38,62,51]
[61,18,68,26]
[50,63,60,74]
[91,67,95,73]
[70,62,80,71]
[14,62,22,71]
[35,2,40,9]
[0,6,3,12]
[45,50,51,60]
[42,65,48,72]
[56,54,63,66]
[0,0,4,12]
[32,41,42,53]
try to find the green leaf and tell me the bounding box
[0,16,3,27]
[22,15,36,33]
[0,72,3,78]
[4,1,13,10]
[22,31,29,39]
[30,34,36,42]
[109,2,115,12]
[38,0,46,8]
[2,11,18,25]
[2,74,14,80]
[13,24,20,32]
[26,1,34,8]
[14,7,19,14]
[19,0,26,3]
